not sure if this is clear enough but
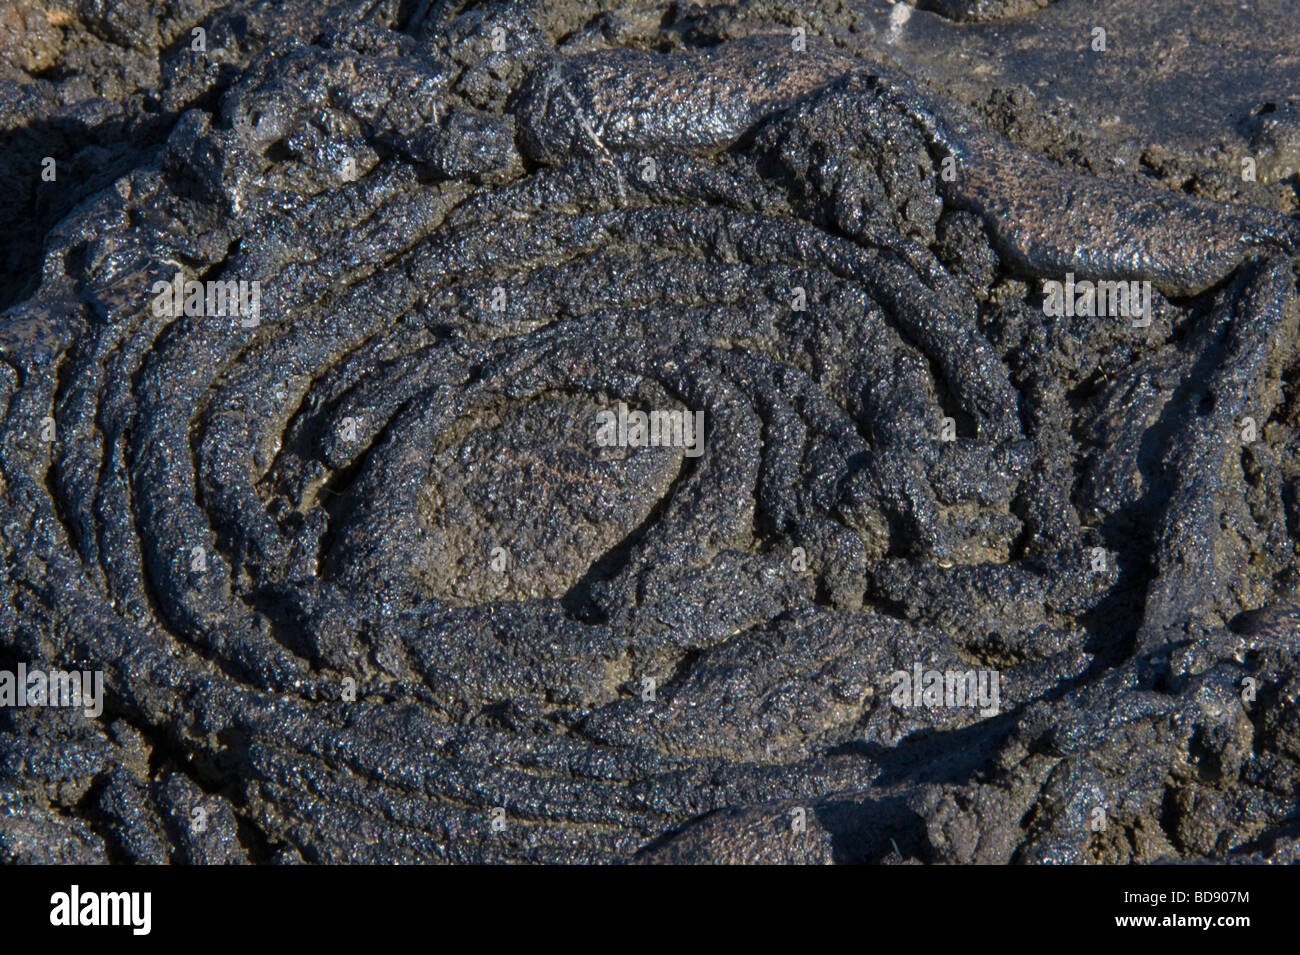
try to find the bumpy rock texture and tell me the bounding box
[3,0,1300,864]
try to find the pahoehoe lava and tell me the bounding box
[3,0,1300,864]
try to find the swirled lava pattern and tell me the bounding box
[3,0,1300,863]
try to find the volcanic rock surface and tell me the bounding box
[2,0,1300,864]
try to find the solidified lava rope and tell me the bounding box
[514,34,1299,295]
[2,0,1300,865]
